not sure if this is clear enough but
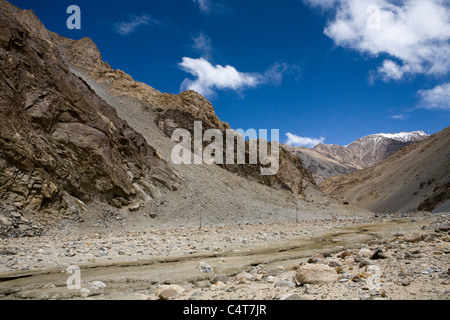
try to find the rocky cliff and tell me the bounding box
[0,0,181,221]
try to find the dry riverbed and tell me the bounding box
[0,213,449,300]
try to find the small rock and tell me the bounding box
[400,280,410,287]
[308,254,325,264]
[198,261,214,273]
[275,280,295,288]
[10,212,21,218]
[436,225,450,233]
[305,284,319,295]
[97,250,108,257]
[266,276,275,283]
[327,261,341,268]
[128,203,140,212]
[156,285,185,300]
[337,250,352,259]
[236,272,254,282]
[405,233,425,243]
[210,274,228,284]
[370,249,388,260]
[90,281,106,289]
[157,288,178,300]
[404,253,415,260]
[358,248,372,257]
[80,288,91,298]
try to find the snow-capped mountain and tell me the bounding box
[285,131,430,183]
[355,131,429,145]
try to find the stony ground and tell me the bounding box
[0,216,371,274]
[0,212,448,300]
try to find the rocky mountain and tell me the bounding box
[320,126,450,213]
[53,27,320,200]
[285,131,429,183]
[0,0,181,221]
[0,0,352,235]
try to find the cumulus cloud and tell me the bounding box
[115,14,158,35]
[179,58,301,97]
[180,33,301,97]
[179,57,260,97]
[418,82,450,110]
[304,0,450,81]
[285,133,325,148]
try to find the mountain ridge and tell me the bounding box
[285,130,429,183]
[320,126,450,213]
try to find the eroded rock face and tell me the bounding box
[0,0,181,217]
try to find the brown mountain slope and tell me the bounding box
[320,126,450,213]
[54,33,320,199]
[0,0,181,219]
[282,144,358,183]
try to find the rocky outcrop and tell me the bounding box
[321,126,450,213]
[0,0,181,218]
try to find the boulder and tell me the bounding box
[405,234,425,243]
[210,274,228,284]
[295,264,339,285]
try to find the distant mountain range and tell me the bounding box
[283,131,429,183]
[321,127,450,213]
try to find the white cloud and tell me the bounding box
[180,34,301,97]
[193,0,211,13]
[179,57,260,97]
[115,14,158,35]
[304,0,450,81]
[179,58,301,97]
[262,63,302,86]
[390,114,406,120]
[418,82,450,110]
[285,133,325,148]
[192,32,213,60]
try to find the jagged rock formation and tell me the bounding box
[0,0,181,218]
[285,131,429,183]
[320,127,450,213]
[54,30,319,198]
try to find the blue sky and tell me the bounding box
[10,0,450,146]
